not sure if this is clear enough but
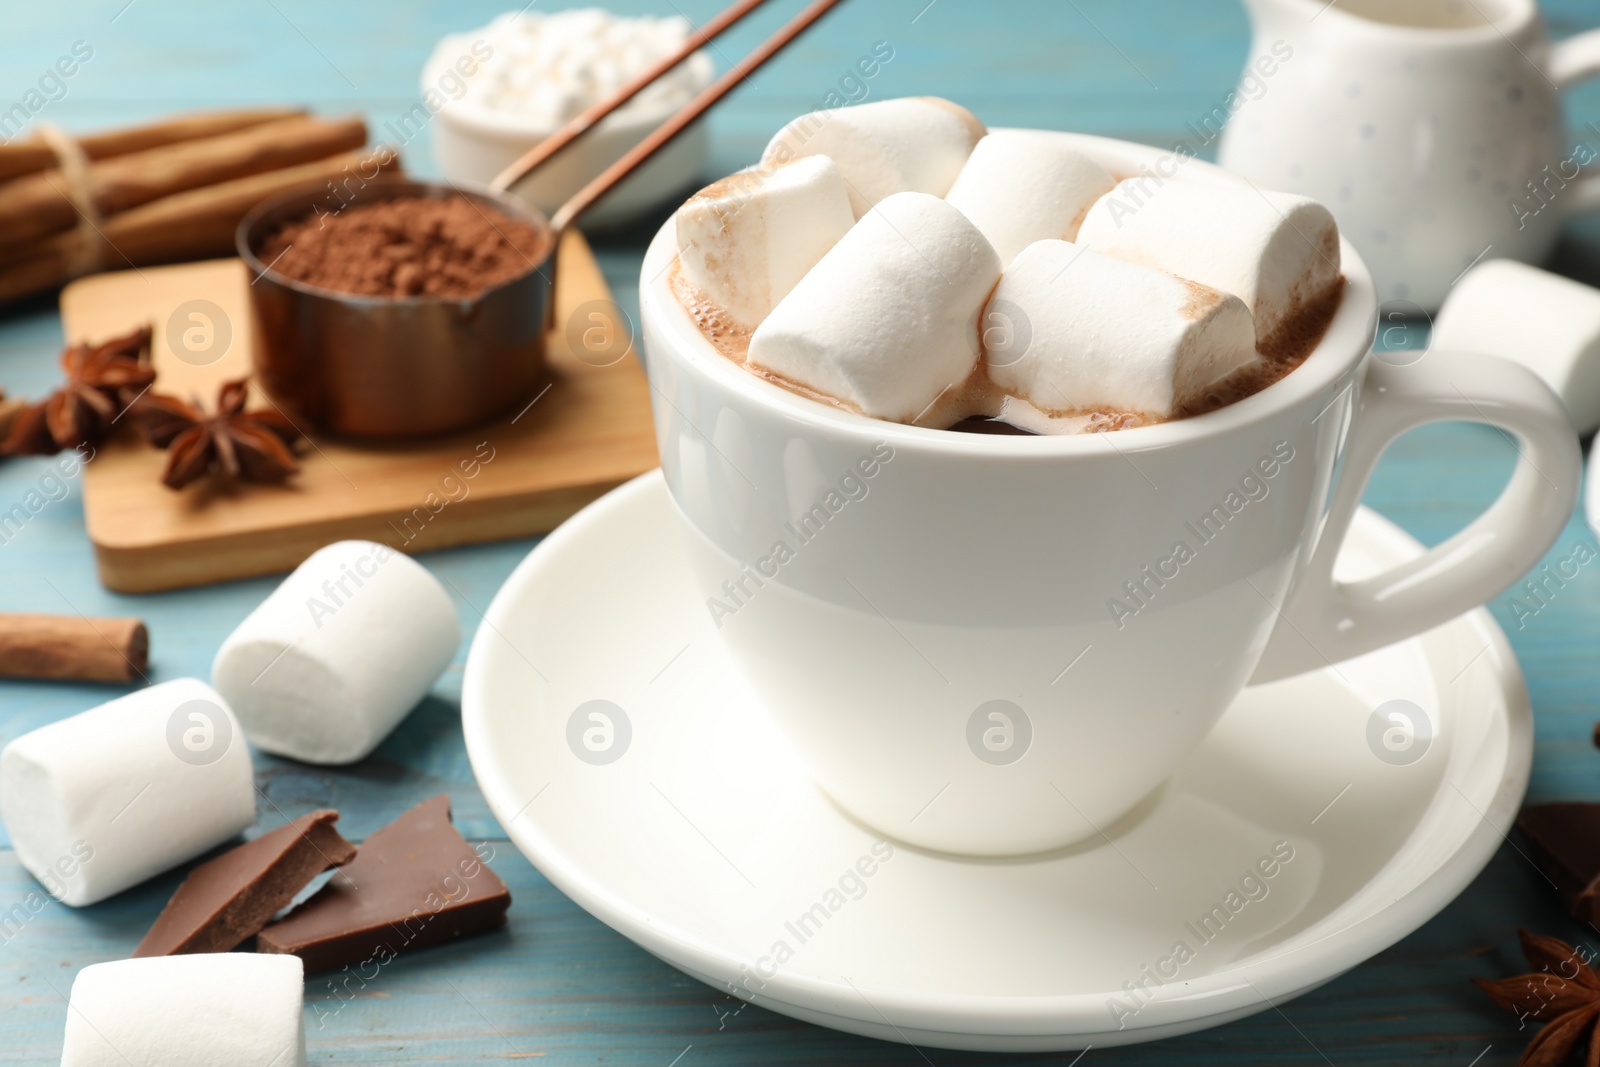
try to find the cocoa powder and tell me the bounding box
[257,195,547,299]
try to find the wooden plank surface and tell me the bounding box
[4,1,1600,1064]
[60,229,656,593]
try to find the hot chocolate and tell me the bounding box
[670,97,1344,434]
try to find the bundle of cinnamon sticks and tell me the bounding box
[0,108,401,303]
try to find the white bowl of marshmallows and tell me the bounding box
[669,97,1344,432]
[425,7,714,228]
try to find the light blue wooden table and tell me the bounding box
[5,1,1600,1063]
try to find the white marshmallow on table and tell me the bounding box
[212,540,460,765]
[0,678,254,907]
[986,240,1258,418]
[674,155,856,332]
[761,96,986,216]
[1432,259,1600,434]
[1076,178,1341,350]
[748,191,1003,423]
[61,954,305,1067]
[945,130,1118,265]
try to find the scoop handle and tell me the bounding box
[1250,351,1580,683]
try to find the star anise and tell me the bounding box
[1,325,155,456]
[1475,930,1600,1066]
[132,377,302,490]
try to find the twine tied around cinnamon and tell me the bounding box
[32,122,112,277]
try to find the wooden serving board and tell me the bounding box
[61,231,658,593]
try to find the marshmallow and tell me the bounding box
[441,9,700,124]
[213,540,460,765]
[761,97,986,216]
[748,192,1003,422]
[986,240,1258,418]
[945,130,1117,264]
[675,156,856,332]
[0,678,255,907]
[61,954,305,1067]
[1433,259,1600,433]
[1076,179,1341,352]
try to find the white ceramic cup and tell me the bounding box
[638,134,1581,857]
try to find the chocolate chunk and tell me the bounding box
[256,795,509,974]
[134,808,356,957]
[1517,803,1600,924]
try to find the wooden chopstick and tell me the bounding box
[550,0,850,234]
[490,0,774,194]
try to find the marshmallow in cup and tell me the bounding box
[747,191,1003,423]
[987,240,1259,419]
[761,96,987,216]
[1076,177,1341,353]
[945,130,1118,265]
[675,155,856,333]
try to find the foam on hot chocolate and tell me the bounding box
[669,98,1344,433]
[761,97,986,216]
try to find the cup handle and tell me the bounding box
[1549,29,1600,214]
[1249,352,1580,683]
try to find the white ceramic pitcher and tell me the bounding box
[1218,0,1600,310]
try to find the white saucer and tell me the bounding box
[462,471,1531,1052]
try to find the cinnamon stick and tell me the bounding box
[0,108,306,184]
[0,614,148,683]
[0,147,401,303]
[0,114,368,246]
